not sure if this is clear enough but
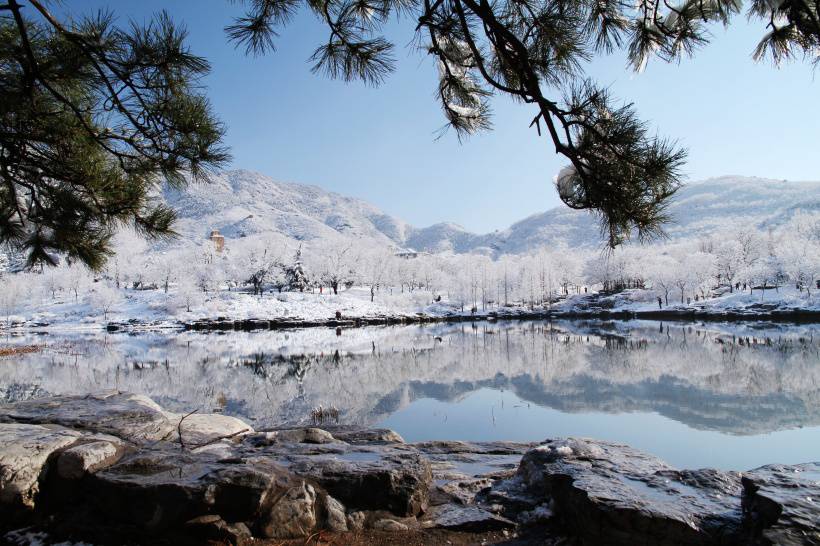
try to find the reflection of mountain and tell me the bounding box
[1,321,818,435]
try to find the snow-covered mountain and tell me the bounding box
[162,170,820,255]
[162,170,411,248]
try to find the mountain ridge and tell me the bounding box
[162,170,820,255]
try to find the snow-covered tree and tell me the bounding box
[233,235,289,296]
[359,247,391,302]
[89,282,122,321]
[0,274,23,327]
[175,278,201,313]
[306,241,358,295]
[647,254,677,306]
[779,237,819,298]
[284,246,309,292]
[552,246,583,295]
[65,264,91,302]
[688,251,717,299]
[150,253,179,294]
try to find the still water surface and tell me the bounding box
[1,320,817,470]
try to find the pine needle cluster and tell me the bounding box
[1,1,229,269]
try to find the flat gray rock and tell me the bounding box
[281,447,432,517]
[0,391,174,442]
[56,437,126,480]
[516,438,744,545]
[429,503,515,531]
[512,438,820,545]
[0,391,254,447]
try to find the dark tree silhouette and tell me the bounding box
[1,0,229,269]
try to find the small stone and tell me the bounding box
[175,413,252,447]
[373,518,409,532]
[517,503,554,525]
[247,428,335,446]
[347,511,367,531]
[431,504,515,532]
[323,495,348,532]
[260,481,318,538]
[185,514,251,545]
[57,439,122,480]
[331,428,405,445]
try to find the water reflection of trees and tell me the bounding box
[1,321,818,434]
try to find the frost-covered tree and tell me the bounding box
[42,268,62,300]
[584,252,613,292]
[89,281,122,321]
[306,241,358,295]
[360,247,391,302]
[647,253,677,306]
[779,237,818,298]
[552,246,583,295]
[177,247,222,293]
[235,236,287,296]
[714,239,742,292]
[0,273,23,327]
[150,253,178,294]
[65,264,90,302]
[175,277,200,313]
[688,251,716,299]
[734,226,764,288]
[111,229,150,290]
[284,246,310,292]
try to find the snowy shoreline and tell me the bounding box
[3,288,819,336]
[132,308,820,333]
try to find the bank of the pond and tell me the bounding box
[172,307,820,333]
[3,285,819,334]
[1,392,817,546]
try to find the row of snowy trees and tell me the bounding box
[1,213,818,318]
[586,213,820,305]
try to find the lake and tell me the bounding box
[1,320,818,471]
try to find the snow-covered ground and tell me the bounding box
[554,285,820,315]
[1,282,817,333]
[0,285,449,331]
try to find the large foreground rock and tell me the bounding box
[742,463,820,546]
[0,391,253,447]
[507,437,819,545]
[0,392,174,442]
[1,393,817,545]
[83,448,328,539]
[284,448,432,516]
[0,424,81,510]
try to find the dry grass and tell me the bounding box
[0,345,42,357]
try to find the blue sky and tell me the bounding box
[64,1,820,232]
